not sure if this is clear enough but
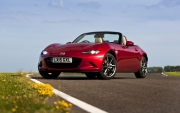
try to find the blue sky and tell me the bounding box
[0,0,180,72]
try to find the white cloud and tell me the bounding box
[42,19,91,24]
[74,0,162,6]
[50,0,64,7]
[77,1,101,9]
[149,0,180,8]
[160,0,180,7]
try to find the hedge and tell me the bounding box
[147,65,180,73]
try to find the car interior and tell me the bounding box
[93,33,127,46]
[122,36,127,45]
[94,37,126,45]
[95,38,103,43]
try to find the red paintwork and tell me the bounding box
[38,41,147,73]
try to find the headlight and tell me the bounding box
[82,50,100,54]
[42,50,49,55]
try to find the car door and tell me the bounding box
[124,45,139,71]
[116,45,137,72]
[116,35,139,72]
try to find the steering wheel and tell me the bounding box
[81,40,90,43]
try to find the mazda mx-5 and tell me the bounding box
[38,31,148,79]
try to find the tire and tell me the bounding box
[39,71,60,79]
[135,56,148,78]
[98,53,117,80]
[85,72,97,79]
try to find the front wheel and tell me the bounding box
[98,53,117,80]
[135,57,148,78]
[39,71,61,79]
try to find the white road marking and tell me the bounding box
[161,72,168,76]
[26,74,108,113]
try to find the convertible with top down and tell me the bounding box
[38,31,148,79]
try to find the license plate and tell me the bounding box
[52,57,72,63]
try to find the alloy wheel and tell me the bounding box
[102,55,116,77]
[141,58,148,76]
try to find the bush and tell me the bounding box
[164,65,180,72]
[148,67,163,73]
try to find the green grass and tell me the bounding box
[0,72,71,113]
[164,72,180,77]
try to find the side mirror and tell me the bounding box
[126,41,134,46]
[66,42,71,44]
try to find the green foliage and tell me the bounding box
[164,65,180,72]
[148,67,163,73]
[148,65,180,73]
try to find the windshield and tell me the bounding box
[73,33,120,44]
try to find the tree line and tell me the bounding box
[148,66,180,73]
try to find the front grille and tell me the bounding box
[45,57,82,68]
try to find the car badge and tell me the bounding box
[60,52,65,55]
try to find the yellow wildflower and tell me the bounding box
[30,83,54,96]
[15,105,18,109]
[56,105,59,110]
[12,108,16,112]
[54,101,57,105]
[69,104,72,107]
[58,100,61,104]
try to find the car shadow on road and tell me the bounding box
[31,76,105,80]
[31,76,136,80]
[114,77,136,79]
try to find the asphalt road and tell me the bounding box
[30,73,180,113]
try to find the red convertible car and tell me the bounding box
[38,31,148,79]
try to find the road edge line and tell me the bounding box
[161,72,168,76]
[26,74,108,113]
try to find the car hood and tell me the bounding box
[46,43,100,56]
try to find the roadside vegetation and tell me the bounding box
[148,65,180,73]
[164,72,180,77]
[0,72,72,113]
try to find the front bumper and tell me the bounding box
[38,54,104,72]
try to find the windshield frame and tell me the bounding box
[72,32,122,44]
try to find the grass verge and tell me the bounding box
[0,72,72,113]
[164,72,180,77]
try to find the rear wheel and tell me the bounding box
[99,53,117,80]
[39,71,60,79]
[135,57,147,78]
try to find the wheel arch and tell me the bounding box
[100,43,117,59]
[107,50,116,59]
[143,53,148,63]
[100,50,117,79]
